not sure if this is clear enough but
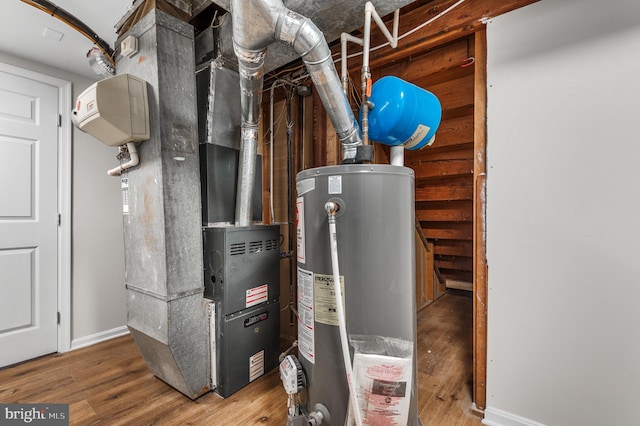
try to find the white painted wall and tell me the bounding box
[485,1,640,425]
[0,52,127,347]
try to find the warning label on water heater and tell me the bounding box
[328,175,342,194]
[296,197,306,264]
[314,273,345,327]
[297,267,315,364]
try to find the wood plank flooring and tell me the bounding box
[0,291,481,425]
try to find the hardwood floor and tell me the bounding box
[0,292,481,425]
[416,291,481,426]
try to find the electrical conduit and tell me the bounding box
[325,201,363,426]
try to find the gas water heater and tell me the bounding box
[293,165,419,425]
[279,72,441,426]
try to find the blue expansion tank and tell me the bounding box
[365,76,442,150]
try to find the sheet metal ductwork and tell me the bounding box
[115,10,209,399]
[231,0,362,226]
[213,1,418,72]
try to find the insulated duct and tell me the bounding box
[231,0,362,225]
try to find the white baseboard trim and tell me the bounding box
[70,325,130,351]
[482,407,547,426]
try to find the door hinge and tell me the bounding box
[57,114,62,127]
[57,312,61,325]
[57,213,61,226]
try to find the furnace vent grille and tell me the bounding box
[265,239,278,251]
[230,242,246,256]
[230,238,278,255]
[249,241,263,253]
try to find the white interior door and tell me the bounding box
[0,69,59,367]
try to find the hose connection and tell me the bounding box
[324,201,340,218]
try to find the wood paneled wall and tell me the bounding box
[369,36,476,283]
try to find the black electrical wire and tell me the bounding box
[21,0,115,65]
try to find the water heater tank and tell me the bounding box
[295,164,420,425]
[366,76,442,150]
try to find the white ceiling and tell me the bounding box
[0,0,133,80]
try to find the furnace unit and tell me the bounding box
[203,225,280,397]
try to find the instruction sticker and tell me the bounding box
[328,175,342,194]
[121,176,129,214]
[313,273,345,326]
[246,284,268,308]
[296,197,306,264]
[249,350,265,382]
[402,124,430,149]
[297,267,315,364]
